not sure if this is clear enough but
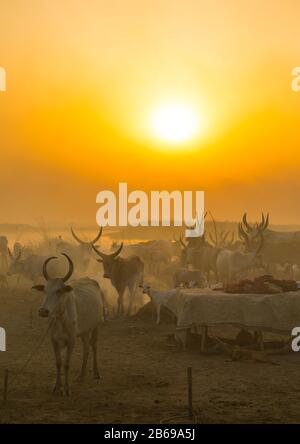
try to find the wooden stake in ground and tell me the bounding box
[187,366,193,420]
[30,308,33,329]
[3,369,8,404]
[201,326,207,353]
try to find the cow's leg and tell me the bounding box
[117,288,125,316]
[214,268,219,285]
[52,341,63,395]
[64,341,74,396]
[206,271,211,287]
[127,281,137,316]
[156,303,161,324]
[91,326,101,379]
[78,333,90,382]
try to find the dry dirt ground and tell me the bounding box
[1,285,300,424]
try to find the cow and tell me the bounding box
[7,252,60,283]
[268,262,300,281]
[69,227,103,270]
[173,268,208,288]
[240,212,269,244]
[239,212,300,266]
[123,240,172,276]
[0,236,9,275]
[216,233,265,285]
[32,253,104,396]
[208,230,235,249]
[92,243,144,316]
[12,241,23,257]
[180,236,220,285]
[140,284,176,324]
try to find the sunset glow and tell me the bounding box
[1,1,300,224]
[151,103,200,145]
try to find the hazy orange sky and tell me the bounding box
[1,0,300,226]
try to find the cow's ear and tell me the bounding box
[60,285,73,294]
[97,259,103,263]
[32,285,45,292]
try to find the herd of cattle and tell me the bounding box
[1,213,300,306]
[1,212,300,394]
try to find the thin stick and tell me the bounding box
[187,366,193,420]
[30,308,33,328]
[201,326,207,353]
[3,369,8,404]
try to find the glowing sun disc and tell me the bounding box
[151,103,199,143]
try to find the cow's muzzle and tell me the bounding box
[38,307,49,318]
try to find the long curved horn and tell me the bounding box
[208,211,218,246]
[179,235,187,249]
[242,213,252,233]
[228,231,235,245]
[92,243,123,260]
[70,227,85,245]
[61,253,74,282]
[256,212,270,233]
[222,231,230,242]
[256,232,264,254]
[238,223,250,249]
[186,211,207,231]
[90,227,103,245]
[257,212,265,230]
[186,223,196,230]
[264,213,269,230]
[43,256,57,281]
[208,231,216,246]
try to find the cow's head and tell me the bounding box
[239,212,269,251]
[92,243,123,279]
[246,232,266,269]
[32,253,74,318]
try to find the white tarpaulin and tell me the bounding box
[165,288,300,333]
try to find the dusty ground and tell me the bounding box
[1,284,300,424]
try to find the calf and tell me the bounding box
[32,253,104,395]
[140,284,176,324]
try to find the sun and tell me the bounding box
[151,103,200,144]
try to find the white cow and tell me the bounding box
[141,284,176,324]
[216,249,265,286]
[32,253,104,396]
